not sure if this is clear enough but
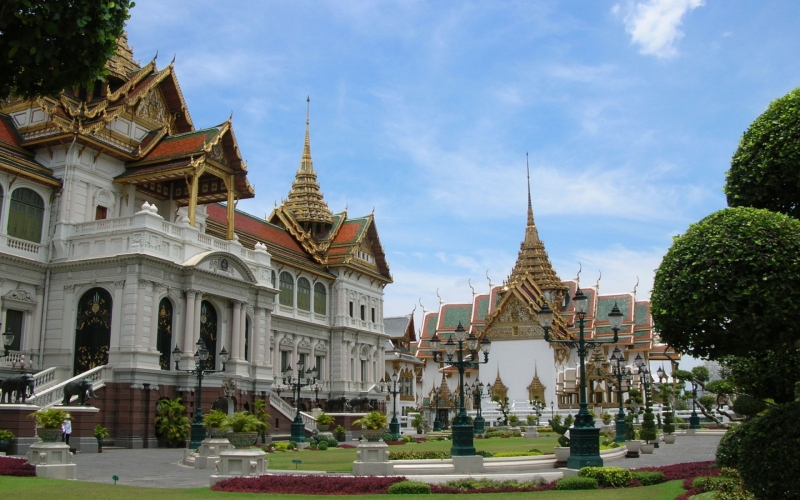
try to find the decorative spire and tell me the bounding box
[282,97,334,228]
[508,155,568,298]
[105,32,141,77]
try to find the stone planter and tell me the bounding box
[625,440,641,453]
[37,428,62,443]
[663,434,676,444]
[361,429,385,442]
[317,424,330,432]
[554,446,571,462]
[227,432,258,449]
[640,443,655,454]
[207,427,229,438]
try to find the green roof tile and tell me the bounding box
[597,297,630,320]
[476,297,489,320]
[442,306,472,329]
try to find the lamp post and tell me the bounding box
[551,401,555,420]
[282,361,318,443]
[634,353,655,446]
[172,339,229,449]
[471,381,486,436]
[380,372,402,436]
[2,324,15,358]
[606,347,633,443]
[432,385,442,432]
[312,383,322,408]
[538,290,623,469]
[428,321,492,456]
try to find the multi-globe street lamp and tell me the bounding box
[634,353,656,447]
[431,385,442,431]
[605,346,633,443]
[470,381,486,436]
[2,324,15,358]
[429,322,492,456]
[281,361,318,443]
[379,372,403,436]
[538,289,623,469]
[172,339,230,449]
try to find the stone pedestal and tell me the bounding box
[209,449,269,486]
[0,404,38,456]
[59,405,100,453]
[352,441,394,476]
[452,455,484,474]
[27,441,76,479]
[195,437,234,469]
[523,429,539,438]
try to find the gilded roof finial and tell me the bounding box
[595,270,602,291]
[486,270,494,288]
[526,152,534,227]
[632,276,639,296]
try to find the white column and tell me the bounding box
[28,285,45,352]
[134,280,147,348]
[149,288,161,352]
[260,307,271,366]
[231,300,241,360]
[183,290,196,353]
[193,292,203,345]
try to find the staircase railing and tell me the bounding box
[267,389,317,432]
[28,365,110,408]
[32,367,58,392]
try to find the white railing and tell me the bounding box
[162,221,182,236]
[6,237,42,254]
[197,234,213,246]
[241,248,255,260]
[28,365,109,408]
[32,367,58,391]
[74,217,132,233]
[268,389,317,432]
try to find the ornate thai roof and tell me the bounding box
[281,99,333,227]
[0,114,60,188]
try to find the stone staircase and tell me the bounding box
[27,365,111,408]
[267,389,317,432]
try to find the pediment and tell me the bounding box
[186,251,256,283]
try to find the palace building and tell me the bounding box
[0,36,392,449]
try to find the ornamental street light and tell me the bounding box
[428,321,491,456]
[539,290,623,469]
[172,339,229,449]
[606,346,633,443]
[282,361,318,443]
[432,385,442,432]
[634,353,656,447]
[380,372,402,436]
[2,324,15,358]
[471,381,487,436]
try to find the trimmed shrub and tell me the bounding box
[432,477,556,494]
[475,450,493,458]
[716,423,748,468]
[492,451,542,457]
[631,471,664,486]
[389,451,450,460]
[388,481,432,495]
[556,476,598,490]
[579,466,633,488]
[273,441,297,451]
[317,441,328,450]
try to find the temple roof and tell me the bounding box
[0,114,61,188]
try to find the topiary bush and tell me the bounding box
[317,441,328,450]
[388,481,432,495]
[579,466,633,488]
[738,401,800,499]
[731,395,767,418]
[556,476,598,490]
[631,471,664,486]
[716,423,749,468]
[640,408,657,443]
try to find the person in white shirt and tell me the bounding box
[61,415,72,446]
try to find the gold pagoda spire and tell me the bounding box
[509,154,568,297]
[105,32,141,78]
[282,97,334,232]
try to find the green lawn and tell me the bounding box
[268,436,561,471]
[0,476,686,499]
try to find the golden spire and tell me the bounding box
[282,97,334,229]
[509,154,568,296]
[105,32,141,78]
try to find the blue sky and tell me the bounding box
[126,1,800,331]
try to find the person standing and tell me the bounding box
[62,414,72,446]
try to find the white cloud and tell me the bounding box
[615,0,705,59]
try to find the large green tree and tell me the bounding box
[720,349,800,405]
[651,206,800,360]
[725,87,800,217]
[0,0,134,99]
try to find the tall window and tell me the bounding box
[8,188,44,243]
[95,206,108,220]
[199,301,218,368]
[313,283,326,315]
[156,298,173,370]
[299,353,308,370]
[270,270,276,287]
[4,310,23,351]
[244,317,250,361]
[361,360,368,382]
[297,278,311,311]
[360,304,365,321]
[280,350,290,372]
[371,307,376,323]
[279,272,294,306]
[0,185,4,225]
[315,355,324,379]
[349,301,353,317]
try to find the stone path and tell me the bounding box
[67,434,721,489]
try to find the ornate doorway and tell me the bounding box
[157,298,173,370]
[74,288,112,375]
[199,300,218,368]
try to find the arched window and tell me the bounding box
[314,283,327,315]
[8,188,44,243]
[244,317,250,362]
[74,288,112,375]
[279,272,294,306]
[297,278,311,311]
[157,298,173,370]
[199,301,218,368]
[270,270,276,287]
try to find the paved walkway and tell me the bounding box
[67,434,721,489]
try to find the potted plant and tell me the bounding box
[623,413,641,457]
[353,411,388,442]
[602,412,612,426]
[639,406,657,454]
[508,415,519,427]
[28,408,67,442]
[223,411,268,449]
[0,429,14,454]
[549,413,573,462]
[203,409,230,438]
[155,397,190,447]
[316,412,335,432]
[334,425,347,442]
[411,414,425,435]
[94,424,110,453]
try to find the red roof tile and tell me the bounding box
[206,204,305,254]
[143,130,213,161]
[0,115,22,146]
[332,220,364,245]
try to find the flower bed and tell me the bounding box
[212,474,405,494]
[0,456,36,477]
[388,450,450,460]
[633,460,718,482]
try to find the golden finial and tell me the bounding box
[419,298,427,316]
[486,270,494,288]
[526,152,534,227]
[436,288,443,306]
[632,276,639,296]
[575,263,582,286]
[468,278,476,299]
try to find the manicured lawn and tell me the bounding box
[267,436,561,471]
[0,476,686,499]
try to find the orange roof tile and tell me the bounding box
[143,130,214,161]
[206,203,306,254]
[0,115,22,146]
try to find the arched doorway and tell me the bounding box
[211,397,235,415]
[74,288,112,375]
[199,300,218,368]
[157,298,173,370]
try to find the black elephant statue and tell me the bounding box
[0,374,35,404]
[346,396,373,412]
[327,396,347,413]
[61,378,96,406]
